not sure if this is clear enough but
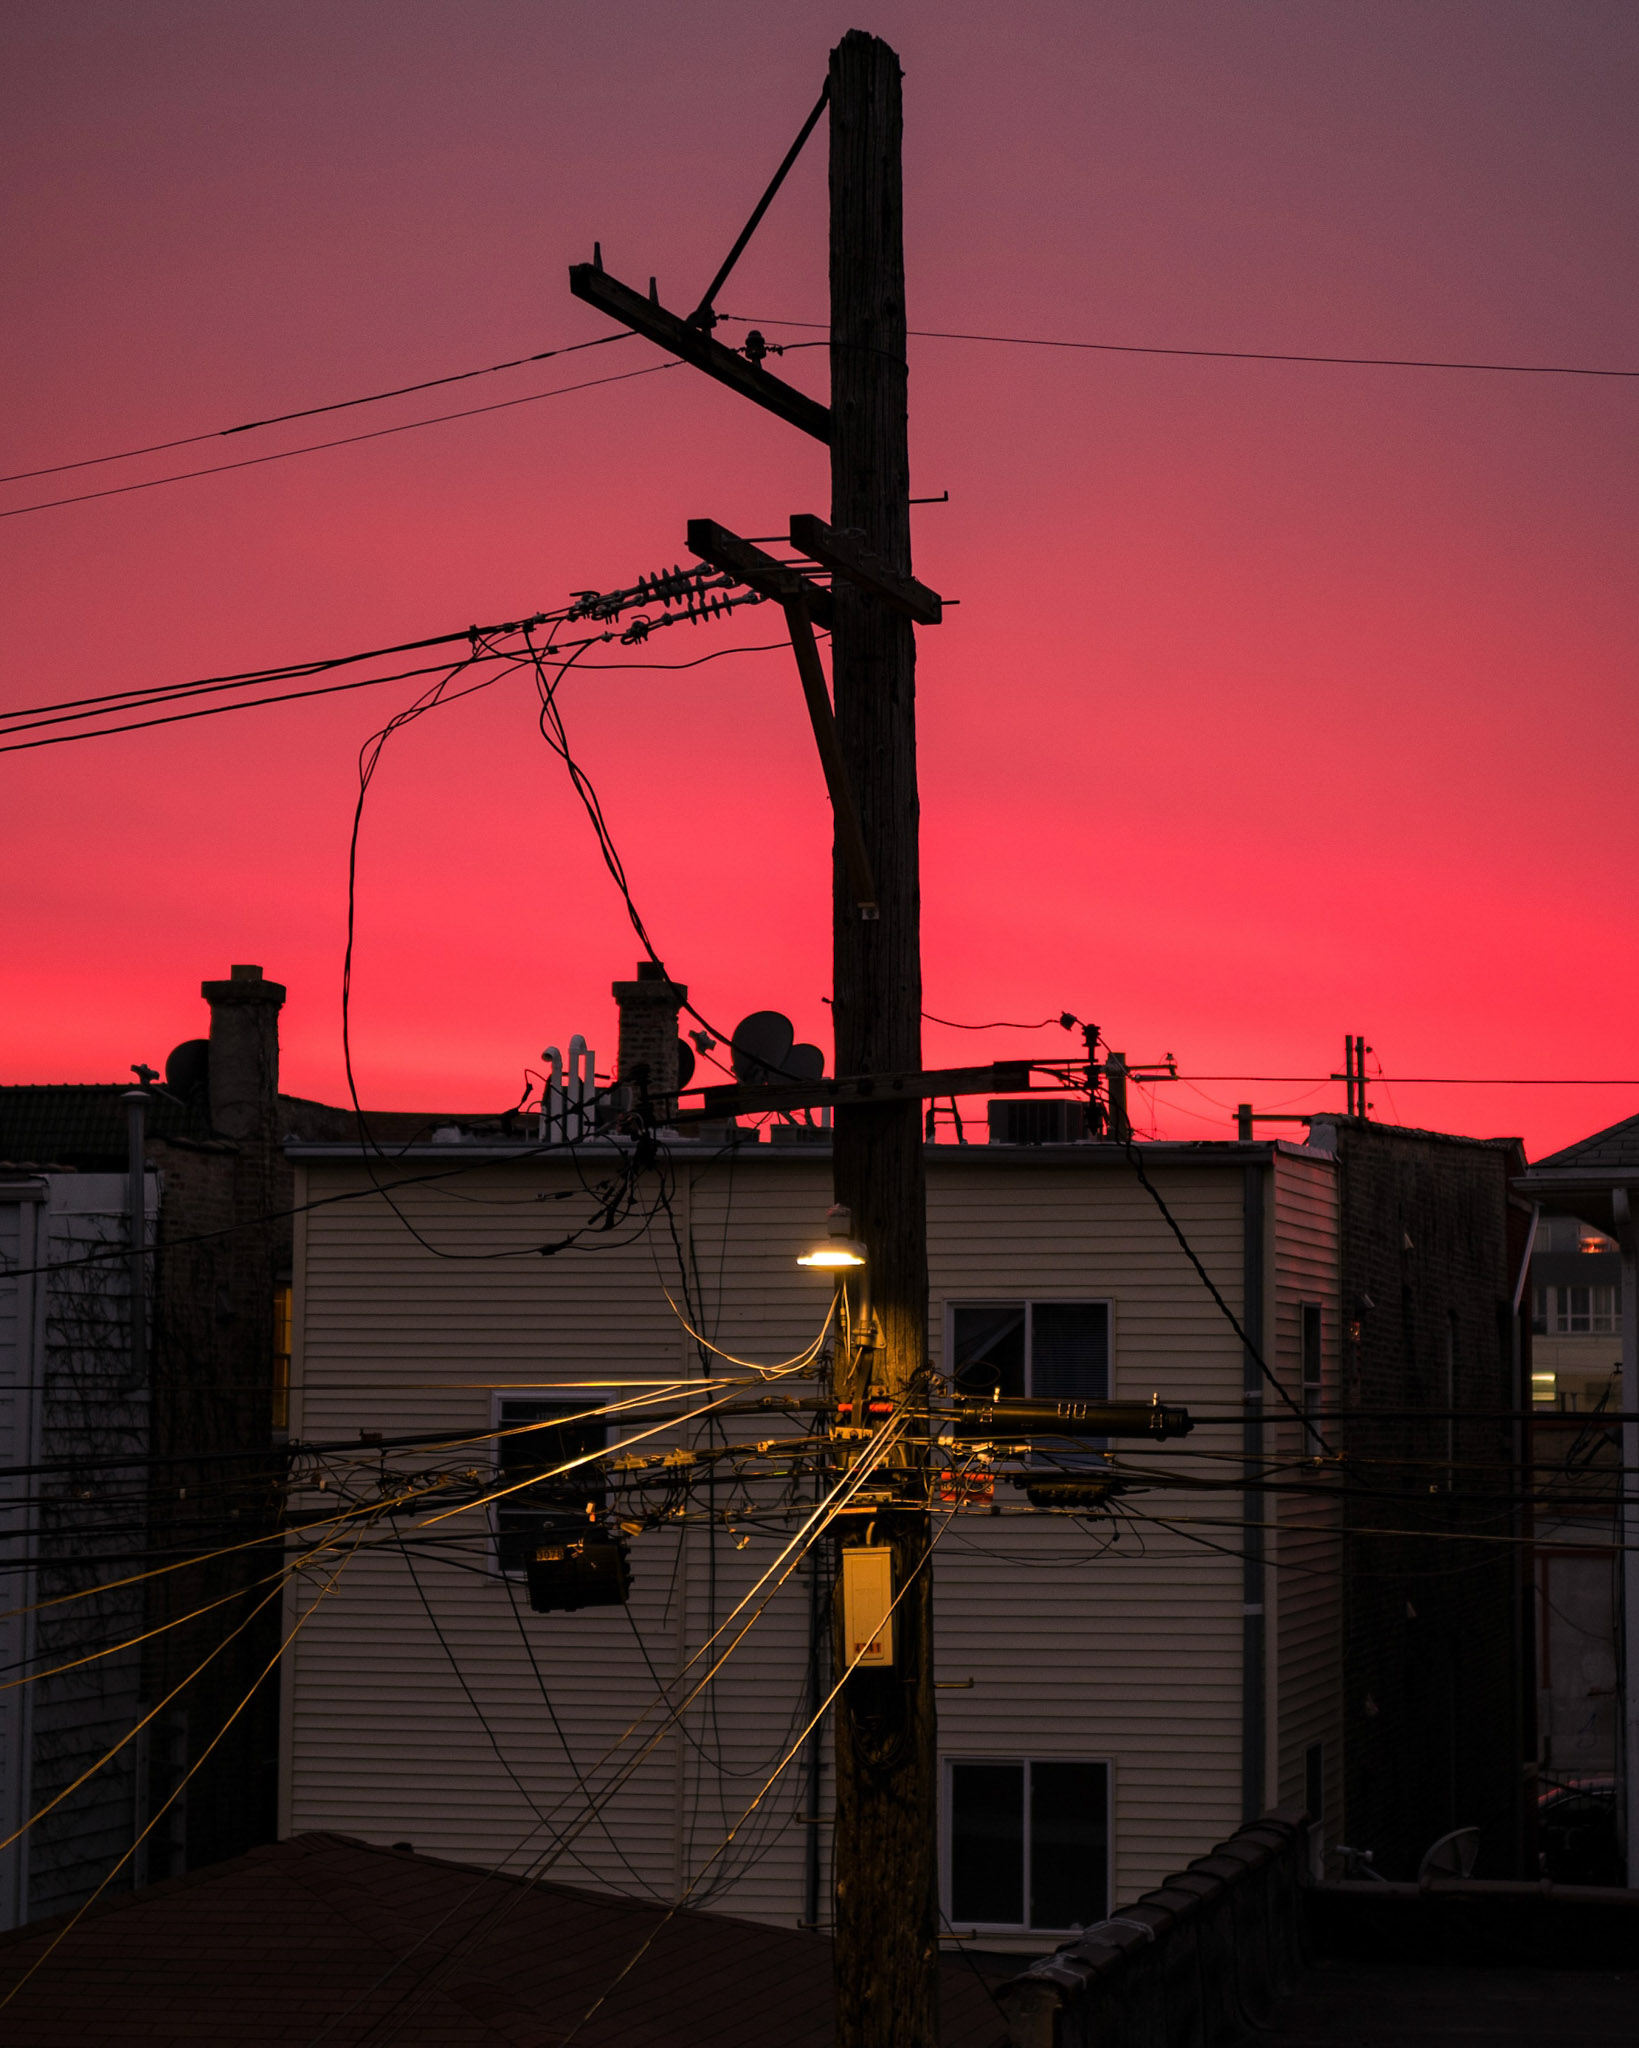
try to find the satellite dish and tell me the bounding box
[165,1039,210,1103]
[786,1043,825,1082]
[675,1038,696,1091]
[1417,1827,1479,1881]
[730,1011,795,1083]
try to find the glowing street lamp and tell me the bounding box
[797,1203,867,1270]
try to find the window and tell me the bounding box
[493,1398,609,1574]
[946,1758,1108,1932]
[951,1301,1110,1465]
[1535,1284,1621,1336]
[951,1301,1109,1400]
[1300,1303,1322,1448]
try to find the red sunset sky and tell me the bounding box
[3,2,1635,1157]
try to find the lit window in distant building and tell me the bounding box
[1531,1370,1558,1406]
[1532,1283,1620,1336]
[1557,1285,1619,1335]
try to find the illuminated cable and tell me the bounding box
[0,1524,370,2015]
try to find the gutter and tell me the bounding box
[1243,1160,1267,1820]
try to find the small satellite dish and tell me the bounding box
[1417,1827,1479,1881]
[730,1011,795,1083]
[165,1039,210,1103]
[675,1038,696,1091]
[786,1043,825,1082]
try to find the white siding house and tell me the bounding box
[280,1134,1342,1947]
[1,1170,155,1930]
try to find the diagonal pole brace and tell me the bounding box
[782,601,878,920]
[689,81,831,331]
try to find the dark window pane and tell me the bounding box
[1029,1762,1107,1930]
[1029,1304,1110,1467]
[496,1399,608,1572]
[950,1762,1024,1925]
[953,1304,1026,1399]
[1029,1304,1108,1401]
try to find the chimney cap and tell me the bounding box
[230,964,263,982]
[636,960,666,982]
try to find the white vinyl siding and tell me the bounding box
[283,1142,1339,1929]
[1270,1152,1343,1848]
[930,1159,1248,1903]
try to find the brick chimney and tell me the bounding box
[201,964,285,1141]
[612,961,687,1119]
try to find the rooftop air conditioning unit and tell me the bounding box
[987,1099,1090,1146]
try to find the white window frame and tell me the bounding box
[942,1298,1115,1400]
[943,1298,1114,1471]
[1536,1283,1621,1337]
[940,1754,1113,1936]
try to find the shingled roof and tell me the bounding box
[0,1832,1008,2046]
[1531,1109,1639,1174]
[0,1083,212,1170]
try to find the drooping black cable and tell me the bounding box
[0,333,634,484]
[1,361,679,519]
[524,627,826,1084]
[720,313,1639,379]
[1122,1135,1332,1454]
[922,1010,1071,1031]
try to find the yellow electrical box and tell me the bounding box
[841,1545,894,1668]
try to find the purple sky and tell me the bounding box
[4,2,1636,1153]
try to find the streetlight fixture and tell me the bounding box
[797,1203,867,1270]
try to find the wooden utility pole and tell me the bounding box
[571,32,940,2042]
[826,32,939,2048]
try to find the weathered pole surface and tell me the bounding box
[828,30,939,2048]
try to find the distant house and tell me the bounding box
[276,970,1532,1948]
[0,964,507,1929]
[1529,1213,1623,1414]
[1,1165,155,1929]
[1516,1111,1639,1883]
[1300,1114,1530,1882]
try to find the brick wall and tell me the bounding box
[1319,1119,1527,1877]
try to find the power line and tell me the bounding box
[20,288,1632,504]
[0,1525,371,2016]
[0,333,634,485]
[556,1488,966,2046]
[720,312,1639,380]
[316,1428,901,2047]
[1121,1075,1639,1087]
[0,360,678,519]
[1123,1135,1330,1453]
[923,1010,1072,1031]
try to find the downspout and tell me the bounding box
[1243,1159,1267,1821]
[1613,1189,1639,1885]
[804,1512,825,1926]
[122,1088,149,1388]
[1510,1202,1539,1877]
